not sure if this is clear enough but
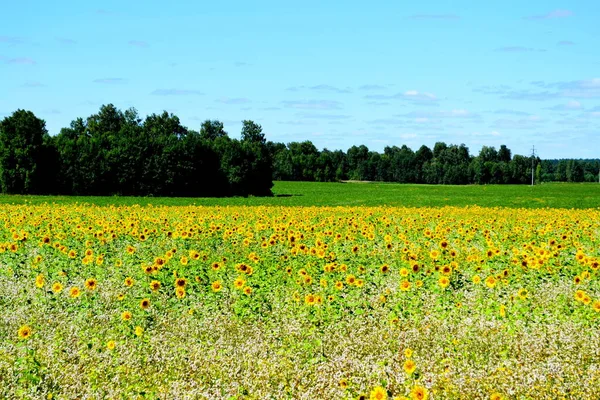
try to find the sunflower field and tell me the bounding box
[1,204,600,399]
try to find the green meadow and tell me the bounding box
[1,181,599,208]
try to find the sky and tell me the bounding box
[1,1,599,158]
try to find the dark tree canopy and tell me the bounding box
[0,110,54,194]
[0,106,597,197]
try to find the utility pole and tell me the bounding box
[530,146,536,186]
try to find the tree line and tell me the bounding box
[0,106,272,196]
[0,106,598,196]
[270,141,600,185]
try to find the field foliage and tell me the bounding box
[1,202,600,399]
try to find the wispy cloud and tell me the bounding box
[286,84,352,94]
[296,112,351,120]
[557,40,575,46]
[94,78,127,84]
[492,115,544,130]
[0,35,25,45]
[524,9,574,20]
[501,90,558,101]
[473,84,512,95]
[21,81,45,88]
[398,109,480,119]
[128,40,148,47]
[494,46,544,53]
[545,101,583,111]
[56,37,77,45]
[96,9,115,15]
[5,57,36,65]
[358,84,387,91]
[477,79,600,101]
[366,101,391,106]
[151,89,204,96]
[408,14,460,20]
[493,109,531,116]
[276,120,317,126]
[216,97,251,105]
[365,90,439,105]
[367,118,405,125]
[532,78,600,98]
[282,100,343,110]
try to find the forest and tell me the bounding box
[0,105,598,196]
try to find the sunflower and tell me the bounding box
[85,278,97,291]
[211,281,222,292]
[140,298,150,310]
[485,276,497,289]
[124,277,134,287]
[175,287,186,298]
[339,378,349,389]
[243,286,253,295]
[490,393,503,400]
[472,275,481,284]
[35,274,45,288]
[370,386,388,400]
[305,294,316,305]
[438,277,450,289]
[403,359,416,374]
[18,325,32,340]
[409,385,428,400]
[592,300,600,312]
[106,340,116,350]
[400,268,409,277]
[335,281,344,290]
[175,277,187,288]
[346,274,357,285]
[400,280,411,291]
[52,282,63,293]
[150,280,161,291]
[122,311,132,321]
[135,326,144,337]
[381,264,390,273]
[518,288,528,300]
[404,348,413,358]
[69,287,81,298]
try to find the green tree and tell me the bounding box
[199,120,228,141]
[0,110,53,194]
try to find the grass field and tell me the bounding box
[0,181,600,208]
[1,183,600,399]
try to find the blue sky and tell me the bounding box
[1,1,599,158]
